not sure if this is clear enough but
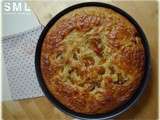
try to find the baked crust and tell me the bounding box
[40,7,145,114]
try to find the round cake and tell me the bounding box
[40,7,145,114]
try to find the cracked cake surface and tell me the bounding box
[40,7,145,114]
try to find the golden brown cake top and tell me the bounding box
[40,7,145,114]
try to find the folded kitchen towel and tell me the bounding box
[2,26,45,100]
